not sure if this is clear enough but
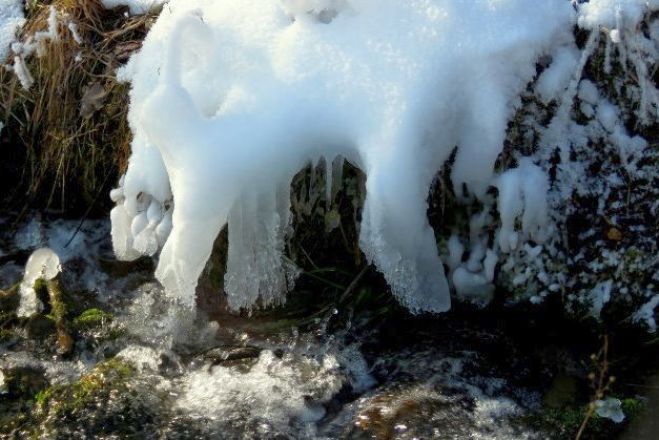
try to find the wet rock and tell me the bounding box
[28,358,168,439]
[0,328,18,345]
[45,278,74,355]
[345,386,479,439]
[0,365,47,399]
[0,250,30,267]
[25,314,55,339]
[202,345,262,368]
[98,256,154,278]
[0,284,19,312]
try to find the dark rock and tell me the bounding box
[0,285,19,313]
[203,345,262,366]
[1,366,47,399]
[25,314,55,339]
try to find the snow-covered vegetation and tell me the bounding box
[111,0,572,311]
[3,2,659,437]
[0,0,23,62]
[1,0,656,330]
[102,0,659,328]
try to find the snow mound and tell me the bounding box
[112,0,574,312]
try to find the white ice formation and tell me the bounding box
[17,247,61,317]
[110,0,575,313]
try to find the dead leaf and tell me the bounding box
[80,82,107,119]
[606,227,623,241]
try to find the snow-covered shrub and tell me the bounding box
[111,0,574,312]
[111,0,659,327]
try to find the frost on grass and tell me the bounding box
[0,0,24,61]
[3,5,59,90]
[111,0,574,313]
[2,5,93,90]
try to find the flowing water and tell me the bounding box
[0,214,654,439]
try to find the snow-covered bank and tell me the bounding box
[111,0,574,313]
[104,0,659,327]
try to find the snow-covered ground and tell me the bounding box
[1,1,657,328]
[103,0,659,329]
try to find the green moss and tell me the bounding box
[32,278,47,297]
[1,366,48,400]
[10,358,156,438]
[522,404,592,439]
[523,396,645,440]
[34,389,49,407]
[621,397,645,419]
[0,328,16,343]
[36,358,134,415]
[72,308,113,331]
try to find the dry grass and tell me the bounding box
[0,0,156,214]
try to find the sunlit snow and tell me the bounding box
[110,0,575,313]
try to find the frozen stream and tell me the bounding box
[0,214,649,439]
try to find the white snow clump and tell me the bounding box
[595,397,625,423]
[101,0,167,16]
[111,0,575,313]
[4,5,59,90]
[17,247,61,317]
[0,0,24,61]
[633,295,659,332]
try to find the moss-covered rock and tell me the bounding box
[72,308,113,331]
[0,365,47,400]
[44,278,74,355]
[19,358,157,439]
